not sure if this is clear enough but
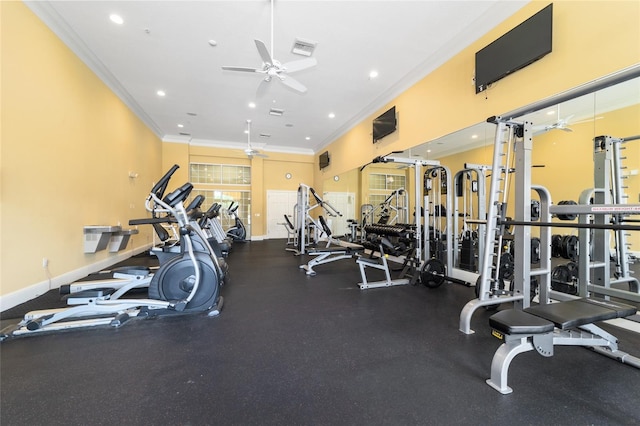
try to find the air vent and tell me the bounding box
[186,112,197,116]
[179,132,191,136]
[291,38,317,57]
[259,133,271,138]
[269,108,284,116]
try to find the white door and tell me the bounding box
[322,191,356,237]
[266,190,298,239]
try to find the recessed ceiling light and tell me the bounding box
[177,124,184,128]
[244,130,249,134]
[305,136,311,140]
[471,134,478,139]
[426,149,432,153]
[328,112,335,119]
[547,110,556,115]
[248,102,256,109]
[369,70,379,79]
[208,40,218,47]
[109,14,124,25]
[157,90,166,97]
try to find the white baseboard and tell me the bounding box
[0,244,152,312]
[250,235,265,241]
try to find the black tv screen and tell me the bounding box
[475,3,553,93]
[373,106,397,143]
[319,151,330,170]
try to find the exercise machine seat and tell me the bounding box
[524,298,636,330]
[489,309,554,335]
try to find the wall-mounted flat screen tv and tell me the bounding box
[319,151,330,170]
[373,106,397,143]
[475,3,553,93]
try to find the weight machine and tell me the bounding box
[293,184,342,255]
[356,154,449,289]
[450,164,489,284]
[453,116,640,394]
[375,188,409,225]
[580,135,640,299]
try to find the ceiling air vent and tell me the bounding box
[269,108,284,116]
[291,38,317,57]
[259,133,271,138]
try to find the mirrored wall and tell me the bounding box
[323,74,640,252]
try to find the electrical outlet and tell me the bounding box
[42,258,49,268]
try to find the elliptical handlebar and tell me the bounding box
[146,182,193,224]
[150,164,180,200]
[185,194,205,212]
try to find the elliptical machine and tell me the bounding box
[1,177,223,340]
[226,202,247,242]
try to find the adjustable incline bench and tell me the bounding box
[300,216,363,276]
[487,298,639,394]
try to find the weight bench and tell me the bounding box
[356,224,414,289]
[300,216,364,276]
[486,298,639,394]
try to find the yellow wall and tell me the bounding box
[1,2,162,300]
[161,142,315,237]
[2,0,639,305]
[317,0,640,184]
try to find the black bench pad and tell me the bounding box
[524,298,637,330]
[308,245,363,254]
[490,309,554,335]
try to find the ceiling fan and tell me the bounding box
[534,105,576,135]
[244,119,268,159]
[221,0,317,96]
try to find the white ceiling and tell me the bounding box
[26,0,529,155]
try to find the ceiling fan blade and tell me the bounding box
[279,75,307,93]
[256,77,271,98]
[254,39,273,66]
[222,66,260,73]
[282,57,317,73]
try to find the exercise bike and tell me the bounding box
[1,179,223,340]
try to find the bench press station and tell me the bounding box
[486,298,639,394]
[300,216,364,275]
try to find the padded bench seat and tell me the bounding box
[524,298,636,330]
[491,299,637,335]
[489,310,554,335]
[486,298,639,395]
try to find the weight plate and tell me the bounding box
[530,237,541,264]
[551,234,563,257]
[421,258,446,288]
[499,252,514,280]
